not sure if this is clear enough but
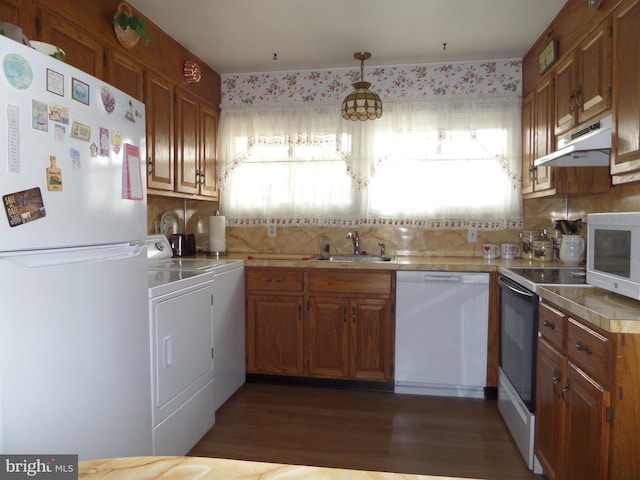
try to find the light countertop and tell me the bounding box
[211,253,556,272]
[79,456,482,480]
[538,285,640,334]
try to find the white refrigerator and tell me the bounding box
[0,36,152,458]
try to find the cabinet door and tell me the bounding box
[199,103,220,198]
[36,8,104,78]
[611,0,640,177]
[107,49,144,101]
[145,71,174,191]
[533,75,554,191]
[554,53,577,136]
[349,298,393,381]
[577,19,612,124]
[0,0,27,30]
[564,362,611,480]
[308,296,349,378]
[175,88,200,195]
[535,338,567,480]
[246,295,304,375]
[521,93,535,195]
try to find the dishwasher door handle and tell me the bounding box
[422,274,461,283]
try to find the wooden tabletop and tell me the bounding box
[79,456,482,480]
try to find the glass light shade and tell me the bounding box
[341,81,383,121]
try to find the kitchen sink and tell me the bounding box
[313,254,395,263]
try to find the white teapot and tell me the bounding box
[559,235,585,265]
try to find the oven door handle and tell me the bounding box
[498,275,535,299]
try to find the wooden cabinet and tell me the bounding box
[175,88,199,195]
[308,295,394,381]
[246,269,305,375]
[175,89,220,199]
[199,103,220,198]
[522,77,554,196]
[554,19,612,136]
[106,49,144,101]
[522,73,610,199]
[307,270,394,382]
[536,337,567,480]
[348,298,393,381]
[145,71,175,192]
[246,267,394,383]
[246,294,304,375]
[536,300,629,479]
[0,0,29,31]
[610,0,640,182]
[35,6,104,78]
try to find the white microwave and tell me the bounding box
[587,212,640,301]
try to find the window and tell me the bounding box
[218,99,522,228]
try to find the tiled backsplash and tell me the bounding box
[149,180,640,257]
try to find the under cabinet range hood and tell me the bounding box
[534,115,612,167]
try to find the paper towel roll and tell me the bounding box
[209,216,226,253]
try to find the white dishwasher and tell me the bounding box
[395,271,489,398]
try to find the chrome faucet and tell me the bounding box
[346,231,360,255]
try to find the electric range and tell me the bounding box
[497,264,590,474]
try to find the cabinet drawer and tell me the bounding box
[567,317,611,385]
[538,302,566,350]
[308,270,392,296]
[247,269,304,293]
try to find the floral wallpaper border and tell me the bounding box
[221,59,522,107]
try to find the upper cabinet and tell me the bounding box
[174,89,219,199]
[522,76,554,197]
[5,0,223,201]
[554,19,612,136]
[145,71,175,192]
[0,0,28,29]
[521,69,610,199]
[35,7,105,78]
[610,0,640,183]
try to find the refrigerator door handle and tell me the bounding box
[1,244,145,267]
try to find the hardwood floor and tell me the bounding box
[189,383,541,479]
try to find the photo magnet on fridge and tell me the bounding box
[3,187,46,227]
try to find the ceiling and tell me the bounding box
[128,0,568,75]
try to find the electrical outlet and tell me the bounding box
[467,227,478,243]
[268,224,277,238]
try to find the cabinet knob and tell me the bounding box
[569,92,576,113]
[575,85,583,107]
[575,340,592,355]
[148,157,153,174]
[543,320,556,330]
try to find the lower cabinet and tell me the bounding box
[246,267,395,383]
[535,300,628,480]
[308,296,393,381]
[246,294,304,375]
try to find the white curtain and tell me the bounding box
[218,97,522,229]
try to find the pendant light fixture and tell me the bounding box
[341,52,383,121]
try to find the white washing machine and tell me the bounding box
[144,235,244,455]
